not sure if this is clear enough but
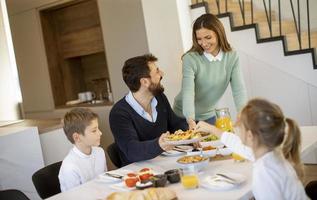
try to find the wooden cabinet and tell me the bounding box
[40,0,111,108]
[9,0,149,114]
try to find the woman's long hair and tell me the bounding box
[186,13,232,56]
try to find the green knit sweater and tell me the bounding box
[173,51,247,121]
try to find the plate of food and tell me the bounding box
[200,172,246,191]
[165,130,211,145]
[199,134,224,148]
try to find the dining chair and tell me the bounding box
[305,180,317,199]
[0,189,30,200]
[107,143,122,168]
[32,161,62,199]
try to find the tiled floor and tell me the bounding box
[304,164,317,185]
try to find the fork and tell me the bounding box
[212,176,236,185]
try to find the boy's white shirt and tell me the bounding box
[58,146,107,192]
[221,132,308,200]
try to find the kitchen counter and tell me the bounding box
[0,119,62,134]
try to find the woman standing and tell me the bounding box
[173,13,247,129]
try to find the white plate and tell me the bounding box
[186,147,232,157]
[187,149,217,157]
[200,172,246,191]
[175,145,194,152]
[110,181,136,191]
[199,140,224,148]
[161,150,185,157]
[97,174,122,183]
[165,135,210,145]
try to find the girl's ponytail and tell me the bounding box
[283,118,304,180]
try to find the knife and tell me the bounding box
[104,172,123,179]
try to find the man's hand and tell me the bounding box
[187,118,196,130]
[158,132,175,151]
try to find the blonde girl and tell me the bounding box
[196,98,307,200]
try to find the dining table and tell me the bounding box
[46,126,317,200]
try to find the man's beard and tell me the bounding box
[149,81,164,96]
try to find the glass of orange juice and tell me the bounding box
[231,152,245,162]
[180,168,199,189]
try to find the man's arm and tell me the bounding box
[109,108,163,163]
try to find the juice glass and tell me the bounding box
[180,168,199,189]
[232,152,245,162]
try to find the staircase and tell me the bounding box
[191,0,317,69]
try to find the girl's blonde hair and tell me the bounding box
[240,98,303,179]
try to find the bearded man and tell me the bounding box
[109,54,188,166]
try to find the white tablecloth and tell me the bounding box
[47,126,317,200]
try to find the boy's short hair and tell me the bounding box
[63,108,99,144]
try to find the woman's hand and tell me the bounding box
[187,118,197,130]
[195,121,224,138]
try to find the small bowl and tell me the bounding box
[164,169,181,183]
[150,174,167,187]
[177,155,209,171]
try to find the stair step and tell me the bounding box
[258,21,296,38]
[233,11,276,26]
[286,31,317,51]
[208,0,252,14]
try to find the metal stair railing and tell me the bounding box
[194,0,312,50]
[192,0,316,69]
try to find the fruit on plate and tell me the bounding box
[124,173,139,187]
[138,168,154,181]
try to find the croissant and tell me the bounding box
[106,187,177,200]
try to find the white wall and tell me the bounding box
[97,0,149,102]
[10,9,55,112]
[141,0,185,102]
[0,0,21,120]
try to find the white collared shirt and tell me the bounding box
[125,91,158,122]
[58,146,106,192]
[203,50,223,62]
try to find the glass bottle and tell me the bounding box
[215,108,233,132]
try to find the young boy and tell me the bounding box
[58,108,107,192]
